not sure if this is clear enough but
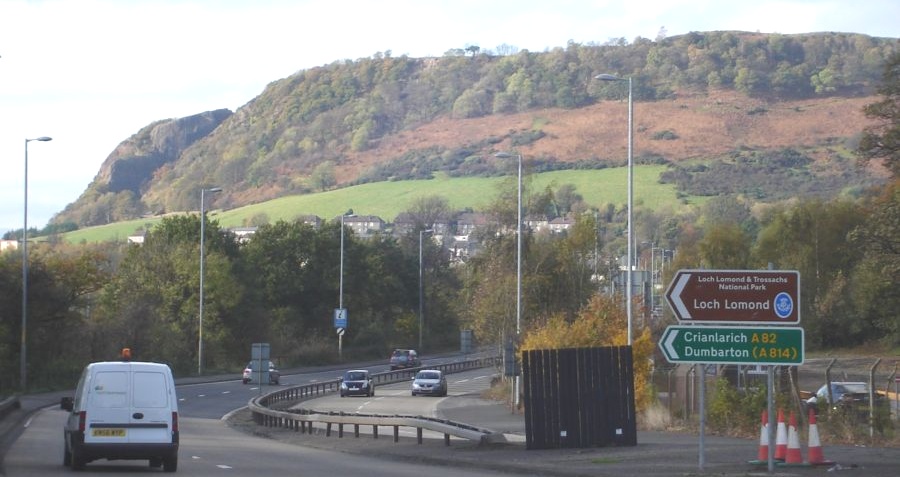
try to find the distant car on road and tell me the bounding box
[389,349,421,370]
[340,369,374,397]
[242,360,280,385]
[806,381,888,417]
[411,369,447,397]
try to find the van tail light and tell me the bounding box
[78,411,86,433]
[172,412,179,433]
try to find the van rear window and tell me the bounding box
[133,372,168,408]
[92,371,128,408]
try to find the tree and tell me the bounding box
[405,195,451,229]
[698,222,752,269]
[521,294,654,412]
[859,51,900,179]
[848,182,900,345]
[310,161,337,191]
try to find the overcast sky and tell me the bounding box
[1,0,898,233]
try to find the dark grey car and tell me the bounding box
[340,369,374,397]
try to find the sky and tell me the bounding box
[1,0,898,234]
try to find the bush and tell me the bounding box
[707,379,769,437]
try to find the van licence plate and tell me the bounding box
[92,428,126,437]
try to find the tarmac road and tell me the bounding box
[3,356,899,476]
[226,394,900,477]
[228,372,900,477]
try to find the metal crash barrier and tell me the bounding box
[247,356,505,446]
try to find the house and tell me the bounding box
[229,226,258,243]
[0,239,18,252]
[295,215,322,228]
[525,215,550,233]
[456,212,489,236]
[127,230,146,244]
[392,212,417,237]
[343,215,385,237]
[549,216,576,234]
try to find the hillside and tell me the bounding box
[49,31,897,229]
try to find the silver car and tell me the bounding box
[411,369,447,397]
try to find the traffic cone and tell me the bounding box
[774,409,788,461]
[748,409,769,464]
[783,411,805,465]
[807,408,834,465]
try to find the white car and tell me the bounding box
[242,360,281,385]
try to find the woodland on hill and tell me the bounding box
[44,31,898,230]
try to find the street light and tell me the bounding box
[595,73,633,345]
[21,136,52,391]
[338,211,355,358]
[419,228,434,352]
[199,186,222,375]
[494,151,522,409]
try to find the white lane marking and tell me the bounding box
[217,465,233,469]
[23,417,33,428]
[222,391,231,394]
[179,398,186,402]
[198,394,206,398]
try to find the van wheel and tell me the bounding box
[149,457,162,468]
[70,446,85,471]
[163,454,178,472]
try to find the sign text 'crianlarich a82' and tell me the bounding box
[658,326,804,365]
[665,269,800,324]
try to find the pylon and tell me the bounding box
[748,409,769,465]
[807,408,834,465]
[784,411,804,464]
[774,409,787,461]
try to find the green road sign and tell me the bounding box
[659,326,804,365]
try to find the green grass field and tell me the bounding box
[62,165,701,244]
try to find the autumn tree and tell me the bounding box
[859,51,900,179]
[521,294,654,412]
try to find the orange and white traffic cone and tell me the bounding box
[748,409,769,465]
[783,411,805,465]
[807,408,834,465]
[774,409,788,461]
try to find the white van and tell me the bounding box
[60,357,179,472]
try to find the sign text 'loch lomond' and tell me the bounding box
[665,270,800,324]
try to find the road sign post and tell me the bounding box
[659,326,804,365]
[665,270,800,324]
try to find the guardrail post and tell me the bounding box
[444,434,450,446]
[354,424,360,438]
[373,425,379,439]
[326,423,332,437]
[394,426,399,442]
[417,427,423,444]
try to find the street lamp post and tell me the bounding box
[199,186,222,376]
[595,73,633,345]
[494,151,522,408]
[419,228,434,352]
[338,212,355,359]
[20,136,52,391]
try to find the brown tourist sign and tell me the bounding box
[664,269,800,324]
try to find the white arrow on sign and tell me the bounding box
[669,273,693,320]
[663,328,680,359]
